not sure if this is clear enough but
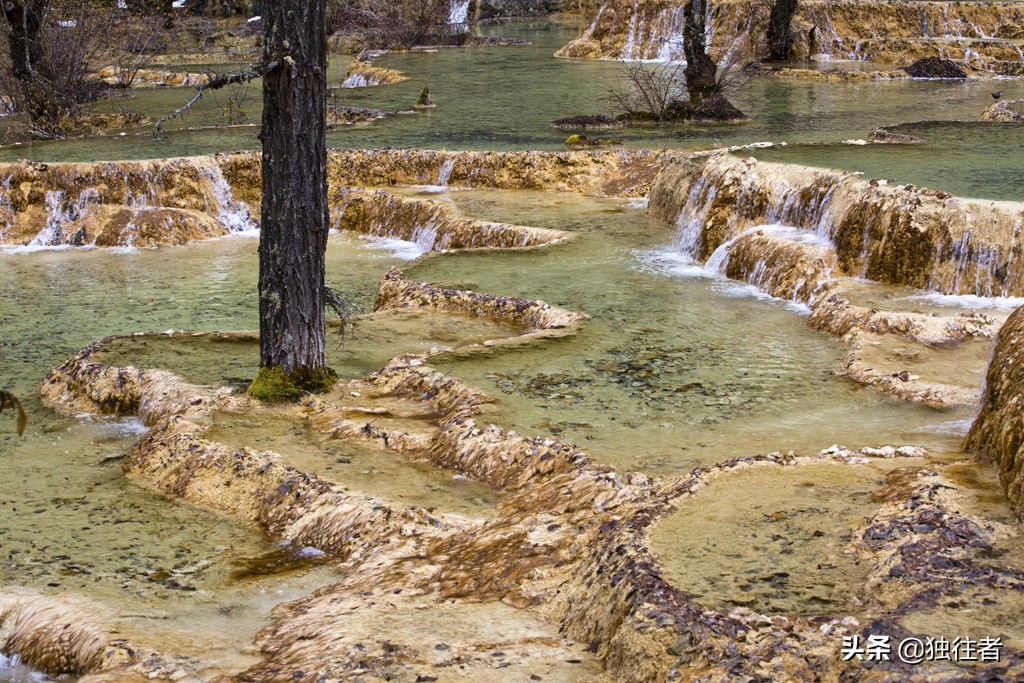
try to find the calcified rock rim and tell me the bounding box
[93,66,210,88]
[0,148,659,248]
[981,98,1024,122]
[649,153,1014,405]
[557,0,1024,73]
[340,60,407,87]
[966,305,1024,515]
[34,325,1024,681]
[34,202,1024,681]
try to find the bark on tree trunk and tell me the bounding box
[251,0,335,400]
[1,0,47,83]
[765,0,799,61]
[682,0,718,105]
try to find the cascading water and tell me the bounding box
[436,159,456,188]
[198,159,259,234]
[342,73,372,88]
[448,0,470,25]
[28,188,100,247]
[658,155,1024,299]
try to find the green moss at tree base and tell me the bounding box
[248,365,339,403]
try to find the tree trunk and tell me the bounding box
[1,0,46,83]
[682,0,718,105]
[251,0,335,400]
[765,0,799,62]
[1,0,65,124]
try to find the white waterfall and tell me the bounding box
[437,159,456,187]
[29,188,99,247]
[199,161,259,234]
[448,0,470,24]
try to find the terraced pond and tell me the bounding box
[2,14,1024,682]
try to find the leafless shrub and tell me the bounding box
[0,0,113,138]
[108,14,165,88]
[375,0,452,49]
[606,61,689,121]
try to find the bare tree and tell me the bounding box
[0,0,110,137]
[108,12,164,89]
[607,61,688,121]
[249,0,336,400]
[682,0,718,105]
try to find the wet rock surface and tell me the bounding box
[965,305,1024,515]
[557,0,1024,71]
[23,154,1024,681]
[981,98,1024,122]
[0,149,661,248]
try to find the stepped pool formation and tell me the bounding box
[4,9,1024,683]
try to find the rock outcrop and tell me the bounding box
[0,149,662,247]
[339,60,406,87]
[982,98,1024,122]
[647,153,1012,405]
[965,305,1024,514]
[649,153,1024,298]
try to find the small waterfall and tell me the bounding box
[621,2,641,59]
[0,176,14,242]
[342,73,371,88]
[580,6,605,42]
[29,188,99,246]
[412,223,439,252]
[655,155,1024,299]
[436,159,456,188]
[448,0,470,25]
[672,174,718,259]
[199,160,258,233]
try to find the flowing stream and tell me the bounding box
[2,17,1023,680]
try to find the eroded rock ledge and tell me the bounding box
[966,305,1024,515]
[0,149,663,247]
[647,152,1011,406]
[38,329,1024,681]
[558,0,1024,73]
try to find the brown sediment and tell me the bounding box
[965,305,1024,514]
[745,62,909,82]
[556,0,1024,72]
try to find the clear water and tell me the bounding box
[650,462,889,616]
[751,120,1024,201]
[0,232,407,675]
[402,189,975,474]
